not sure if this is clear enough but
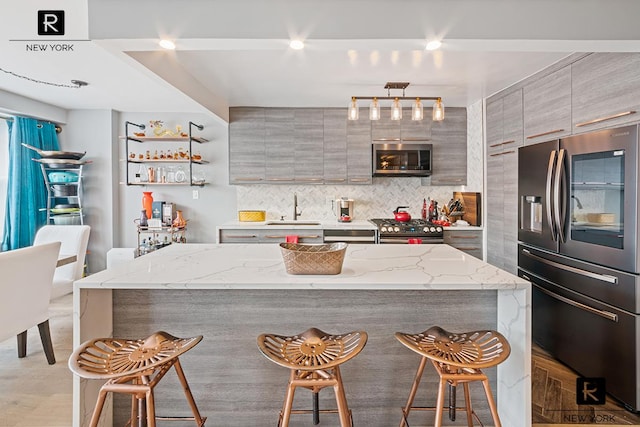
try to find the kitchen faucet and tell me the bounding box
[293,193,302,220]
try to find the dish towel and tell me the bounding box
[285,235,299,243]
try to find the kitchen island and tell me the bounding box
[73,243,530,427]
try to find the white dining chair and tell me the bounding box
[33,225,90,300]
[0,241,61,364]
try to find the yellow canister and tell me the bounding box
[238,210,266,222]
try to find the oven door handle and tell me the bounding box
[531,282,618,322]
[379,238,443,244]
[521,248,618,284]
[546,150,558,242]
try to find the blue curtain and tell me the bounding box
[2,117,59,250]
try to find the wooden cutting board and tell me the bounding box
[453,191,481,226]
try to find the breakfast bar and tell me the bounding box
[73,243,530,427]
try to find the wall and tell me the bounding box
[117,113,236,249]
[236,100,484,222]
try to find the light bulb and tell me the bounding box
[412,98,423,120]
[369,98,380,120]
[391,98,402,121]
[289,40,304,50]
[348,97,359,120]
[432,98,445,121]
[159,39,176,50]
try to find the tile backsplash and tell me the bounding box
[237,100,484,222]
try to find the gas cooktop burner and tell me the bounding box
[369,218,444,239]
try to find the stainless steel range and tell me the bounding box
[369,219,444,244]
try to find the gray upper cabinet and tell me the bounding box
[371,108,431,141]
[229,107,265,184]
[523,66,572,145]
[371,110,400,141]
[294,109,324,184]
[323,109,348,184]
[347,109,373,184]
[486,99,504,154]
[572,53,640,132]
[264,108,294,184]
[430,107,467,186]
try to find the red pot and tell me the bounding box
[393,207,411,222]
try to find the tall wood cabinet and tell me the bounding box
[346,108,373,185]
[229,108,265,184]
[430,107,467,185]
[323,109,348,184]
[486,90,522,274]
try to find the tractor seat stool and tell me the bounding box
[68,331,206,427]
[257,327,367,427]
[395,326,510,427]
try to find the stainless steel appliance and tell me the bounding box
[517,124,640,411]
[332,198,355,222]
[369,218,443,243]
[372,143,432,177]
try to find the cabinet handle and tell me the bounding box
[432,178,464,182]
[526,129,565,139]
[489,140,515,148]
[455,247,479,251]
[349,178,370,183]
[325,178,346,182]
[266,178,292,182]
[295,178,323,182]
[489,150,516,157]
[233,177,263,182]
[300,235,321,239]
[224,235,258,238]
[451,235,478,239]
[575,111,636,128]
[501,140,515,146]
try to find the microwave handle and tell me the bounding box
[546,150,558,241]
[553,149,567,243]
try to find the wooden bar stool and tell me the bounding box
[395,326,510,427]
[257,327,367,427]
[68,331,206,427]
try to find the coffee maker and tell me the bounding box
[332,198,354,222]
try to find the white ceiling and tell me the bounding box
[2,0,640,122]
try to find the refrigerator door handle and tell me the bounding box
[521,248,619,284]
[553,149,567,243]
[532,283,619,322]
[546,150,558,241]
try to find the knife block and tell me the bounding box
[453,192,481,226]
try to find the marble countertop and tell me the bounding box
[76,243,525,291]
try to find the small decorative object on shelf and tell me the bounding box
[142,191,153,219]
[122,121,209,186]
[139,209,148,227]
[173,210,187,228]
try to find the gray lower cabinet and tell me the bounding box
[523,66,572,145]
[229,108,265,184]
[572,53,640,132]
[218,228,323,244]
[347,109,373,184]
[444,229,482,260]
[485,90,522,274]
[430,107,467,185]
[323,109,348,184]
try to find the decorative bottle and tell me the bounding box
[421,198,427,219]
[142,191,153,220]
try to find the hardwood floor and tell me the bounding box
[1,294,639,426]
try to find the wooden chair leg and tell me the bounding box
[399,356,428,427]
[37,320,56,364]
[481,378,501,427]
[462,382,473,427]
[333,367,351,427]
[434,375,448,427]
[280,371,297,427]
[89,388,109,427]
[172,358,206,426]
[16,331,27,358]
[146,389,156,427]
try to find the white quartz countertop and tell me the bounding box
[77,243,525,291]
[217,219,377,230]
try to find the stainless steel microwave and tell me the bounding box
[372,142,432,177]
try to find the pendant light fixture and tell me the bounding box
[349,82,444,122]
[369,97,380,120]
[391,98,402,120]
[412,97,423,120]
[348,97,359,121]
[432,97,445,121]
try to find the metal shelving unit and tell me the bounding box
[40,163,85,225]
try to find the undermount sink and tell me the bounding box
[265,221,321,226]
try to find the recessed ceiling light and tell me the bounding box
[159,39,176,50]
[289,40,305,50]
[425,40,442,51]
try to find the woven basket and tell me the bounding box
[238,210,266,222]
[279,242,347,275]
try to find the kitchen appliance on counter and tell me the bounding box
[332,198,355,222]
[372,142,432,177]
[517,124,640,411]
[369,218,443,244]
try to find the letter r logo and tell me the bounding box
[576,377,606,405]
[38,10,65,35]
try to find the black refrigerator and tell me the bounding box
[517,124,640,411]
